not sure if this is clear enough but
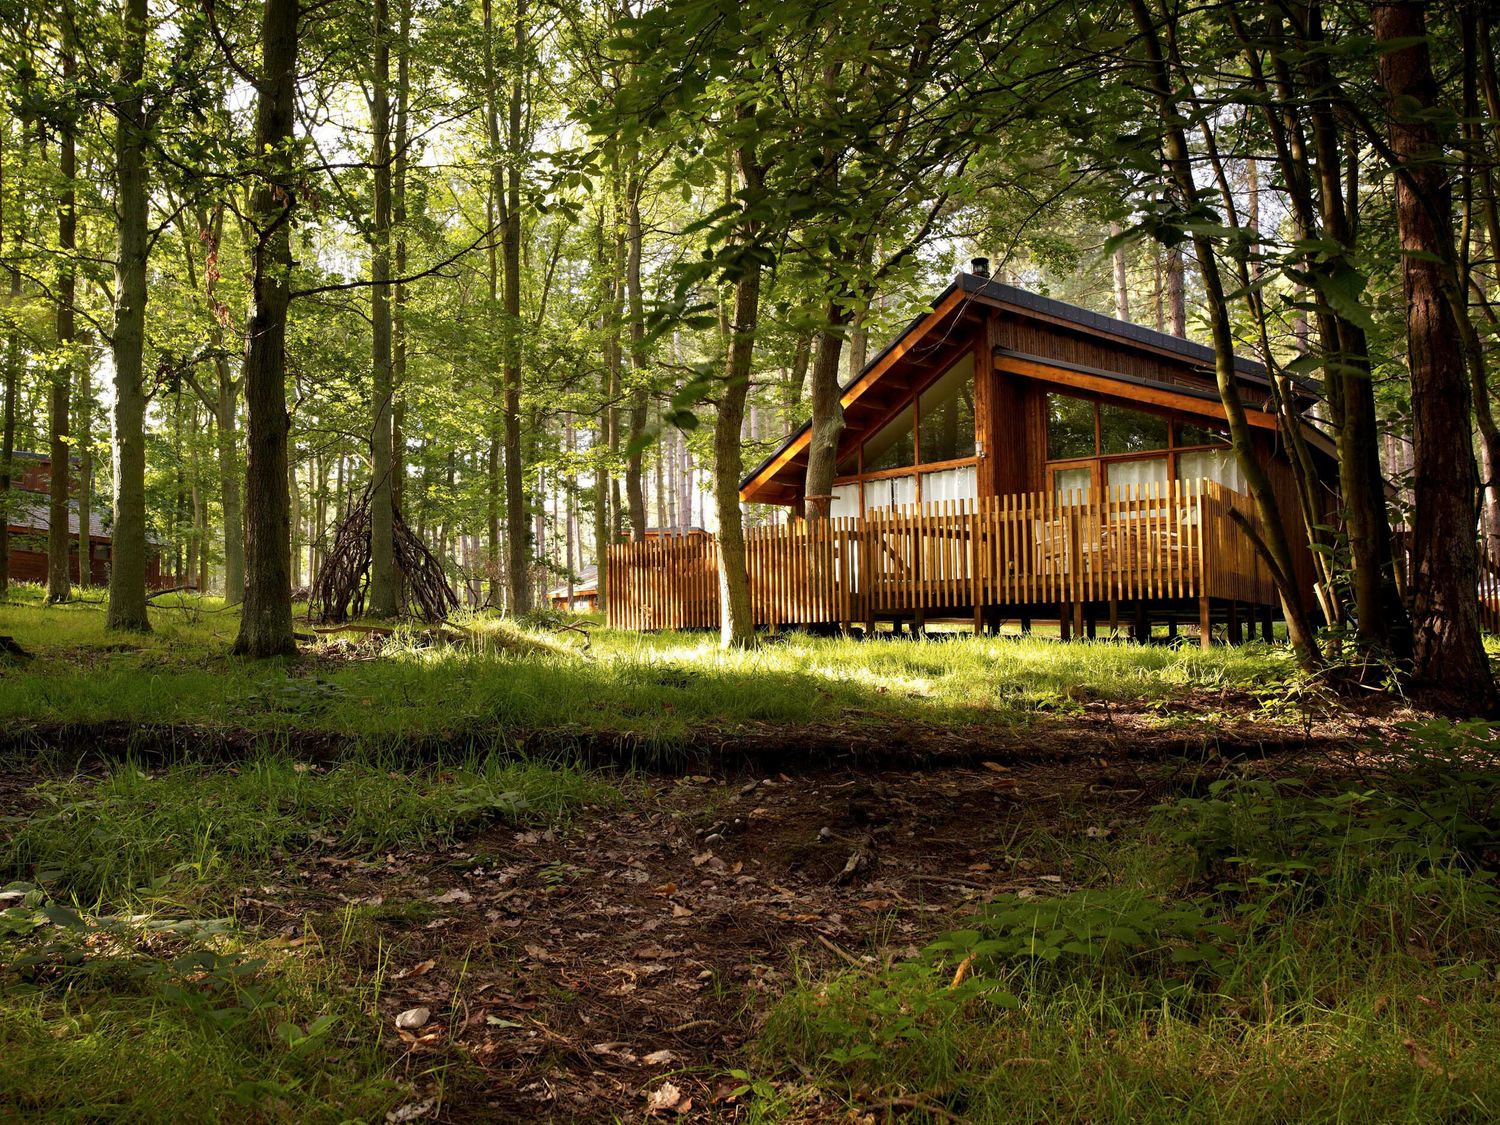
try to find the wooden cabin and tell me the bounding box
[608,266,1338,642]
[4,452,173,588]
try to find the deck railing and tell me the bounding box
[606,479,1273,631]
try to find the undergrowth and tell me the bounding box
[748,720,1500,1123]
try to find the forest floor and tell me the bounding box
[2,587,1499,1123]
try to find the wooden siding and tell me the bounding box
[608,481,1275,633]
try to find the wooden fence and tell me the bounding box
[607,480,1277,632]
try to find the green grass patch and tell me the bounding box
[745,722,1500,1123]
[0,583,1294,753]
[0,894,409,1123]
[1,754,617,908]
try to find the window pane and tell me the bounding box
[923,464,977,503]
[863,406,915,473]
[1047,395,1095,459]
[1177,448,1246,494]
[1106,457,1169,493]
[1099,403,1170,454]
[1175,420,1229,447]
[917,353,976,463]
[1053,466,1092,503]
[836,446,860,477]
[865,473,917,512]
[830,482,861,517]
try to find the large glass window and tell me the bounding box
[1107,456,1170,492]
[1175,420,1230,447]
[924,464,977,503]
[1053,466,1093,503]
[1177,448,1246,493]
[917,353,976,463]
[1047,394,1096,459]
[1099,403,1170,454]
[863,405,916,473]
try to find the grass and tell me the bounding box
[2,754,617,907]
[0,583,1295,755]
[0,742,616,1122]
[743,728,1500,1123]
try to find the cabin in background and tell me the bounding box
[609,265,1341,641]
[4,452,173,589]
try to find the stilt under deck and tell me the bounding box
[607,480,1280,646]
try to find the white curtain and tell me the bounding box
[1106,456,1169,494]
[922,464,977,505]
[1177,448,1246,494]
[830,482,860,518]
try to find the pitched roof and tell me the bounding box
[5,492,110,539]
[741,272,1311,501]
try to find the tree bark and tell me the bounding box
[367,0,398,617]
[502,0,530,614]
[1373,0,1497,713]
[802,306,848,520]
[716,131,764,649]
[106,0,151,629]
[48,42,76,604]
[1110,221,1130,320]
[1131,0,1321,667]
[624,162,649,540]
[232,0,300,658]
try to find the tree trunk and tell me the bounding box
[1130,0,1320,667]
[0,266,16,597]
[1166,245,1185,337]
[1110,221,1130,320]
[716,133,764,650]
[802,306,848,520]
[366,0,398,617]
[624,164,649,540]
[1373,0,1497,713]
[391,0,411,512]
[76,356,92,586]
[232,0,300,658]
[501,0,530,614]
[106,0,151,628]
[48,44,76,604]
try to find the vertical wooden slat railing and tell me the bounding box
[605,481,1290,632]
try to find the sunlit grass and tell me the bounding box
[0,582,1294,752]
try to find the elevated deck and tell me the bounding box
[607,480,1279,644]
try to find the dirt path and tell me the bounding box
[227,752,1264,1123]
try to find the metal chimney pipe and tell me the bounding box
[970,256,991,278]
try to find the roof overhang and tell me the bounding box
[740,273,1319,506]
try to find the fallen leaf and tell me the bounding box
[398,959,437,979]
[654,882,678,896]
[396,1007,431,1031]
[981,761,1010,772]
[430,888,472,904]
[1402,1038,1449,1077]
[646,1080,692,1115]
[385,1098,436,1122]
[671,903,693,918]
[643,1048,677,1065]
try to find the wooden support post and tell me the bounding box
[1086,607,1097,639]
[1132,602,1149,643]
[1073,599,1084,639]
[1020,612,1032,635]
[1108,597,1119,638]
[1059,604,1072,641]
[1227,601,1242,645]
[1167,618,1178,641]
[1260,604,1273,642]
[1198,596,1212,649]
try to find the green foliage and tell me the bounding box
[0,755,614,906]
[750,727,1500,1123]
[0,888,405,1123]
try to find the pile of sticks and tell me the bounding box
[311,483,459,624]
